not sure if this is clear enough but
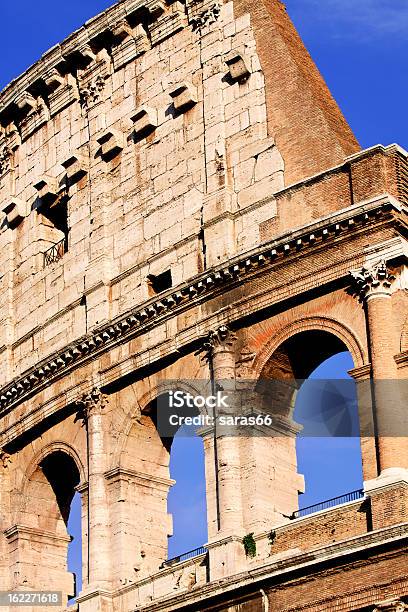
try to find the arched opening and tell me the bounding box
[259,329,364,519]
[294,351,363,511]
[67,492,82,603]
[116,390,208,580]
[21,450,82,607]
[167,428,207,559]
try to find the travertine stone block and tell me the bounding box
[131,105,158,138]
[34,176,61,206]
[2,198,30,228]
[97,128,126,158]
[225,50,251,83]
[169,81,198,113]
[62,153,88,184]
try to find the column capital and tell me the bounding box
[0,448,12,469]
[203,325,237,354]
[350,259,395,300]
[74,387,107,425]
[373,599,408,611]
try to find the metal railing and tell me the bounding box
[43,237,67,267]
[161,546,207,568]
[290,488,365,519]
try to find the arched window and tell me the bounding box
[258,328,364,520]
[294,351,363,511]
[167,428,207,559]
[22,450,82,608]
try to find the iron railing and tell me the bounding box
[290,488,365,519]
[43,237,67,267]
[161,546,207,568]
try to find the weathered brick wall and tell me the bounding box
[233,0,360,184]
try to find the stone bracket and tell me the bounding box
[2,198,30,228]
[97,128,126,158]
[225,51,251,83]
[62,153,88,184]
[131,105,158,138]
[34,175,65,207]
[169,81,198,113]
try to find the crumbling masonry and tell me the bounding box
[0,0,407,610]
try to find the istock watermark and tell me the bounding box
[155,379,408,439]
[168,390,229,409]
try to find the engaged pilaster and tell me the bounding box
[204,326,244,537]
[75,389,112,594]
[0,448,11,593]
[350,260,408,480]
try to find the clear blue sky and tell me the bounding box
[1,0,407,150]
[3,0,405,600]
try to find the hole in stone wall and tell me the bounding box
[147,270,172,295]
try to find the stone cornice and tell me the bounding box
[104,467,175,489]
[0,198,405,417]
[4,524,71,544]
[0,0,199,124]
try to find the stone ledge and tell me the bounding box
[0,197,404,417]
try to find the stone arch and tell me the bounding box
[113,378,204,468]
[108,378,206,584]
[243,316,366,524]
[10,446,82,606]
[252,315,365,380]
[24,440,86,490]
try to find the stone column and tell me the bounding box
[351,260,408,478]
[76,389,112,593]
[203,325,247,579]
[206,325,243,536]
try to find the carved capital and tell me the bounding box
[80,75,106,108]
[202,325,237,357]
[373,599,408,612]
[0,145,12,176]
[0,448,12,469]
[191,2,221,31]
[350,259,395,300]
[75,388,107,425]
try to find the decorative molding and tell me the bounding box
[74,388,107,425]
[80,75,106,108]
[203,324,237,354]
[149,3,187,46]
[191,2,221,31]
[0,144,12,176]
[4,524,71,544]
[18,98,49,142]
[0,200,403,416]
[350,259,396,299]
[0,448,12,468]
